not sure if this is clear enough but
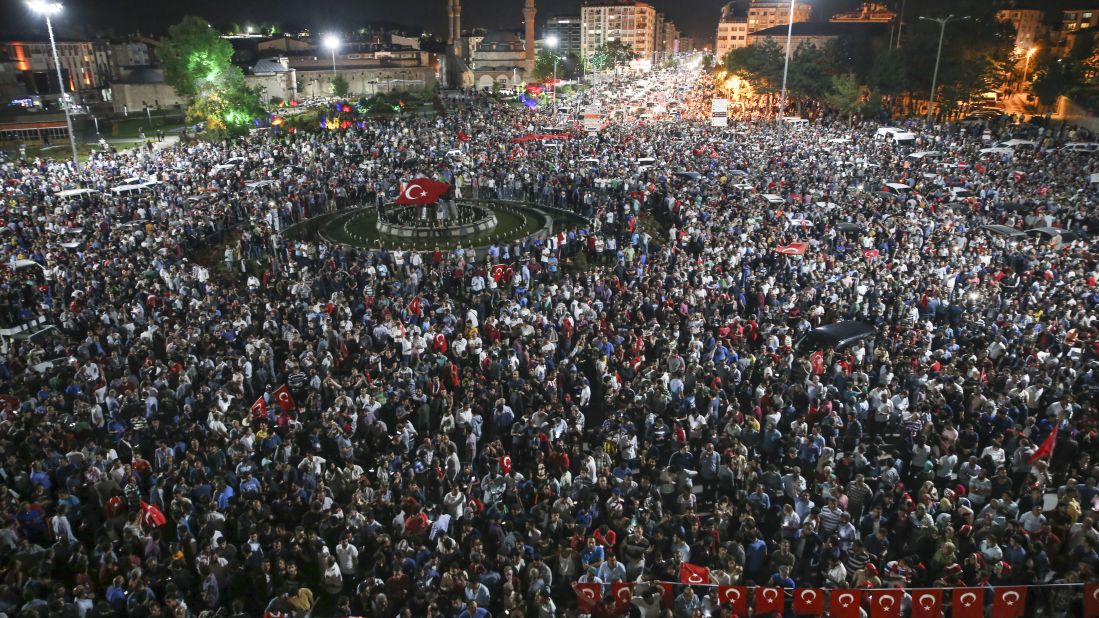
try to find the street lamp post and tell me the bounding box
[1021,46,1037,90]
[323,34,340,77]
[921,14,970,126]
[546,35,561,116]
[777,0,797,124]
[28,1,79,169]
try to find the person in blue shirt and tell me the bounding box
[744,532,770,584]
[457,600,490,618]
[580,536,604,569]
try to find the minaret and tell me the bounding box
[523,0,536,75]
[448,0,462,58]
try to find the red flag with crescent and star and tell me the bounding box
[679,563,710,585]
[574,583,601,609]
[717,586,748,614]
[830,589,862,618]
[611,582,633,611]
[250,396,267,417]
[1086,583,1099,617]
[992,587,1027,618]
[910,589,943,618]
[395,177,450,205]
[272,385,295,412]
[870,589,903,618]
[951,587,984,618]
[407,297,423,317]
[491,263,513,283]
[793,588,824,615]
[754,587,784,615]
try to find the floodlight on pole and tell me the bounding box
[920,14,969,126]
[777,0,798,126]
[323,34,340,76]
[1021,46,1037,90]
[27,0,78,169]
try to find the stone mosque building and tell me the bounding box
[443,0,536,89]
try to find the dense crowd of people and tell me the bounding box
[1,61,1098,618]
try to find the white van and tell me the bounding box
[761,194,785,205]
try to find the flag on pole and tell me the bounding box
[273,385,295,412]
[1029,422,1059,464]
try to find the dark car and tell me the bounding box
[796,321,876,352]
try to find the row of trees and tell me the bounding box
[530,40,641,82]
[723,0,1017,120]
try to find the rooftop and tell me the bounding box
[751,21,888,37]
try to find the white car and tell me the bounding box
[979,147,1014,157]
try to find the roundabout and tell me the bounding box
[302,199,585,251]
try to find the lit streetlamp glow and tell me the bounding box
[323,34,340,76]
[27,0,79,169]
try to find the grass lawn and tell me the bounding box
[323,205,545,251]
[104,114,189,139]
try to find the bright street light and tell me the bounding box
[777,0,799,125]
[920,14,969,125]
[323,34,340,76]
[546,35,558,49]
[1021,46,1038,90]
[27,0,78,169]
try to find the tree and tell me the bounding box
[724,40,784,94]
[598,40,638,69]
[332,74,350,97]
[157,16,236,97]
[825,73,864,121]
[158,16,264,137]
[532,50,560,82]
[1031,57,1085,111]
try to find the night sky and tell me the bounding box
[1,0,858,42]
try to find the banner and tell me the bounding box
[951,588,984,618]
[831,589,862,618]
[716,586,748,614]
[754,587,783,615]
[910,589,943,618]
[793,588,823,615]
[992,587,1027,618]
[871,589,903,618]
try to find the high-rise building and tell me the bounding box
[715,1,750,59]
[580,2,659,66]
[829,2,896,23]
[746,0,811,33]
[544,16,582,55]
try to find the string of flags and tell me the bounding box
[571,563,1096,617]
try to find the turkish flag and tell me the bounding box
[395,177,450,205]
[993,587,1027,618]
[272,385,295,412]
[611,582,633,611]
[457,130,471,142]
[659,582,674,609]
[1086,583,1099,617]
[863,249,880,258]
[679,563,710,585]
[433,332,448,354]
[830,589,862,618]
[250,396,267,417]
[407,296,422,317]
[754,587,784,615]
[574,583,601,608]
[951,587,984,618]
[1029,423,1059,464]
[910,589,943,618]
[793,588,824,615]
[491,263,512,282]
[716,586,748,614]
[774,242,808,255]
[870,589,903,618]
